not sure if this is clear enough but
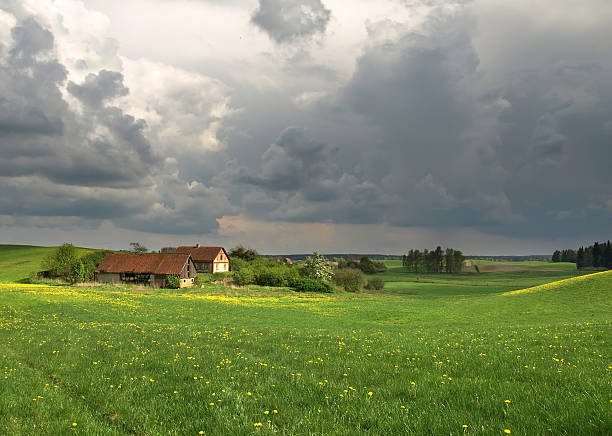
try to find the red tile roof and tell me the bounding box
[175,246,227,262]
[95,253,190,274]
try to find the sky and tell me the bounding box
[0,0,611,255]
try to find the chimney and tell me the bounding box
[195,244,200,248]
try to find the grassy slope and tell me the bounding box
[0,245,100,283]
[0,271,610,435]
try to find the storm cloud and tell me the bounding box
[0,0,610,252]
[251,0,331,43]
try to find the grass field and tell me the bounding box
[372,260,591,296]
[0,247,610,434]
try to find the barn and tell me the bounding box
[95,253,197,287]
[175,245,230,274]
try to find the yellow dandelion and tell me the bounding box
[273,410,278,414]
[264,410,269,415]
[462,424,468,428]
[199,432,205,435]
[504,430,511,434]
[368,391,373,397]
[504,400,511,404]
[72,422,77,427]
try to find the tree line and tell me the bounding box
[402,247,465,273]
[553,241,612,270]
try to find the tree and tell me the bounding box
[41,243,79,279]
[303,252,332,281]
[229,245,259,262]
[70,259,85,283]
[129,242,148,254]
[80,250,111,281]
[160,247,177,253]
[552,250,561,262]
[165,274,180,289]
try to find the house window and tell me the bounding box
[205,264,210,271]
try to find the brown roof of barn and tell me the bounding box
[175,246,227,262]
[95,253,191,274]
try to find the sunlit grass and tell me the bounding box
[0,271,610,434]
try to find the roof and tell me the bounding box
[175,246,227,262]
[95,253,191,274]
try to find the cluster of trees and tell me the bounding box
[334,256,387,274]
[402,247,465,273]
[551,249,577,263]
[40,243,109,283]
[576,242,612,270]
[552,241,612,270]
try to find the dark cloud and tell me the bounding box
[67,70,129,107]
[251,0,331,43]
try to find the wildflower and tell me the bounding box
[72,423,77,427]
[264,411,269,415]
[247,392,252,396]
[253,422,263,427]
[368,391,373,397]
[273,410,278,414]
[462,425,468,428]
[199,431,205,435]
[504,430,511,434]
[504,400,511,404]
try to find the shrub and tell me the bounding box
[80,250,111,281]
[212,272,233,283]
[70,259,85,283]
[365,276,384,291]
[194,274,212,286]
[359,256,387,274]
[165,274,180,289]
[291,278,333,293]
[234,268,255,286]
[230,257,248,272]
[255,268,287,287]
[333,268,365,292]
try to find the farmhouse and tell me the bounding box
[175,245,230,273]
[95,253,196,287]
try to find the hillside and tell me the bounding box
[0,244,99,282]
[0,269,609,434]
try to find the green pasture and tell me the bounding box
[374,260,589,296]
[0,271,610,434]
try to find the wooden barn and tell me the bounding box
[175,245,230,274]
[95,253,197,287]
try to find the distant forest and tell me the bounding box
[552,241,612,270]
[402,247,465,273]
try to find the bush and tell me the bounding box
[359,256,387,274]
[291,278,333,293]
[212,272,233,283]
[70,259,85,283]
[255,268,287,287]
[80,250,111,281]
[194,274,212,286]
[234,268,255,286]
[165,274,180,289]
[230,257,248,272]
[365,276,384,291]
[333,268,365,292]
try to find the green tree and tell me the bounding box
[41,243,79,279]
[165,274,180,289]
[229,245,259,262]
[130,242,148,254]
[70,259,85,283]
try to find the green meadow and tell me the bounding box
[0,247,610,435]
